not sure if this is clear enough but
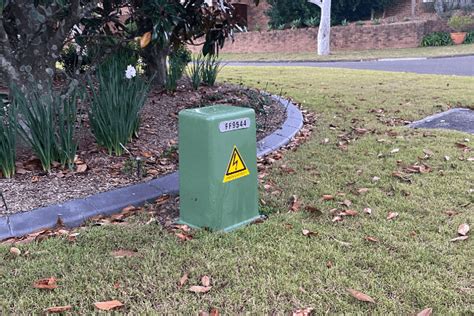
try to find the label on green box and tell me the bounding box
[223,146,250,183]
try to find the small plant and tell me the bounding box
[371,18,381,25]
[187,55,203,90]
[355,20,364,26]
[12,84,80,171]
[89,60,150,156]
[166,46,192,92]
[201,55,223,87]
[305,16,319,27]
[0,98,16,178]
[421,32,453,46]
[340,19,349,26]
[465,31,474,44]
[290,18,303,29]
[276,24,286,30]
[448,15,474,32]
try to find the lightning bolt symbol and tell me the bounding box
[232,155,239,169]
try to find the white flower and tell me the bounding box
[125,65,137,79]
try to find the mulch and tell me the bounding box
[0,81,286,215]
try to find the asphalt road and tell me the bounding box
[227,55,474,76]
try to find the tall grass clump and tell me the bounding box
[166,46,192,92]
[187,54,203,90]
[89,58,150,156]
[201,55,223,86]
[0,96,16,178]
[12,85,80,171]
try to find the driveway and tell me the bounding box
[227,55,474,76]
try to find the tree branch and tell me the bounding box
[307,0,323,8]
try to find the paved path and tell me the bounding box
[227,55,474,76]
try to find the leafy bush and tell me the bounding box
[465,31,474,44]
[448,15,474,32]
[290,18,303,29]
[89,60,150,156]
[187,55,203,90]
[201,55,223,87]
[12,85,79,171]
[0,98,16,178]
[304,16,319,27]
[421,32,453,47]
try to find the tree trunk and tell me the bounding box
[143,45,168,88]
[317,0,331,56]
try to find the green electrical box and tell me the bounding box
[178,105,260,232]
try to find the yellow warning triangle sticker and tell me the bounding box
[223,146,250,183]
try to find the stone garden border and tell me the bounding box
[0,95,304,240]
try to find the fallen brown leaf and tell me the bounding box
[387,212,399,220]
[33,277,58,290]
[357,188,369,194]
[458,223,470,236]
[292,307,313,316]
[332,216,343,222]
[342,209,358,216]
[302,229,317,237]
[94,300,124,311]
[175,232,193,241]
[450,236,469,242]
[10,247,21,256]
[111,249,139,258]
[189,285,212,294]
[322,194,334,201]
[347,288,376,303]
[363,208,372,215]
[365,236,379,243]
[44,305,72,313]
[178,273,189,287]
[76,164,87,173]
[289,195,301,212]
[326,261,333,268]
[210,308,220,316]
[201,275,211,287]
[416,307,433,316]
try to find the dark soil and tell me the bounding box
[0,81,286,215]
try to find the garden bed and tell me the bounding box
[0,82,286,215]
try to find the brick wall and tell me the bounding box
[189,19,449,54]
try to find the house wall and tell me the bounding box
[189,19,449,53]
[231,0,270,31]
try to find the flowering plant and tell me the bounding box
[125,65,137,79]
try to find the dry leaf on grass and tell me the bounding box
[341,209,358,216]
[111,249,139,258]
[10,247,21,256]
[201,275,211,287]
[302,229,317,237]
[289,195,301,212]
[210,308,220,316]
[94,300,124,311]
[347,288,376,303]
[175,232,193,241]
[332,216,343,223]
[365,236,379,243]
[189,285,212,294]
[458,223,470,236]
[322,195,334,201]
[387,212,399,220]
[178,273,189,287]
[450,236,469,242]
[416,307,433,316]
[363,208,372,215]
[44,305,72,313]
[292,307,313,316]
[33,277,58,290]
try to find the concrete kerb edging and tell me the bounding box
[0,95,304,240]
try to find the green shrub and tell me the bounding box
[421,32,453,47]
[304,16,319,27]
[89,59,150,156]
[187,55,203,90]
[448,15,474,32]
[59,44,92,75]
[465,31,474,44]
[12,85,79,171]
[0,98,16,178]
[290,18,303,29]
[201,55,223,87]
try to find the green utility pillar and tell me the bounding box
[179,105,260,232]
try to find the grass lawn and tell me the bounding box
[1,67,473,314]
[219,44,474,62]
